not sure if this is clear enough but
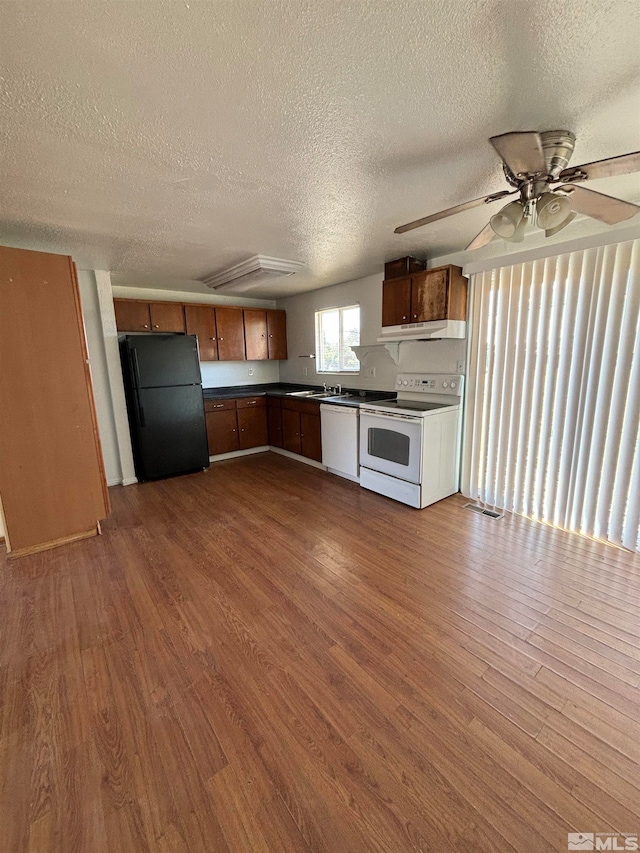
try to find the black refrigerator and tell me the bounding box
[120,334,210,481]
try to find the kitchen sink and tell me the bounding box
[287,390,322,397]
[286,389,357,400]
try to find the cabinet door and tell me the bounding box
[185,305,218,361]
[114,299,151,332]
[411,269,448,322]
[266,310,288,359]
[149,302,186,333]
[237,407,268,449]
[267,405,283,447]
[243,309,268,360]
[215,307,246,360]
[382,276,412,326]
[205,409,239,455]
[282,409,302,455]
[300,412,322,462]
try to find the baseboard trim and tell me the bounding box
[270,448,326,471]
[209,446,270,463]
[121,477,138,486]
[7,526,99,559]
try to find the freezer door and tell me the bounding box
[126,334,202,388]
[134,385,209,479]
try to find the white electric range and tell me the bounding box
[359,373,464,509]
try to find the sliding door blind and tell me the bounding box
[462,239,640,552]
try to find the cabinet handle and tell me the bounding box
[247,400,257,405]
[232,428,236,432]
[212,404,224,408]
[241,428,245,432]
[143,324,149,329]
[219,337,224,341]
[154,324,159,329]
[269,334,273,338]
[210,337,216,341]
[413,314,417,319]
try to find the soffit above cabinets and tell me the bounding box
[1,2,639,297]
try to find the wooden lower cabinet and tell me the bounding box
[237,407,268,449]
[282,408,302,455]
[205,409,239,455]
[267,398,283,447]
[300,412,322,462]
[281,399,322,461]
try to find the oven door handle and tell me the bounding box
[360,408,423,423]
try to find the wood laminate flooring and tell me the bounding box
[1,452,639,852]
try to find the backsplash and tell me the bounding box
[200,359,279,388]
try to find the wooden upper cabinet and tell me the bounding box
[382,276,412,326]
[114,299,151,332]
[149,301,186,333]
[382,266,467,326]
[215,307,246,360]
[243,309,268,360]
[185,304,218,361]
[266,310,288,359]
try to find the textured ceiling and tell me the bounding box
[1,0,639,297]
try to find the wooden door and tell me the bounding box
[382,276,412,326]
[267,404,283,447]
[300,412,322,461]
[0,247,109,556]
[237,407,269,449]
[243,309,268,360]
[205,409,239,455]
[185,305,218,361]
[266,310,288,359]
[411,269,448,322]
[149,302,186,333]
[114,298,151,332]
[282,409,302,455]
[215,307,246,360]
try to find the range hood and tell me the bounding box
[377,319,466,342]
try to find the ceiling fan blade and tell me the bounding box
[466,222,495,251]
[559,185,640,225]
[558,150,640,183]
[489,132,546,176]
[394,190,513,234]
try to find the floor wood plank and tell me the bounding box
[1,452,639,852]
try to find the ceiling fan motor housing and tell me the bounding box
[540,131,576,178]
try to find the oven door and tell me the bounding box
[359,409,423,483]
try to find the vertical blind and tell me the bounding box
[461,239,640,552]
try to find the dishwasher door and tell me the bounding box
[320,404,359,481]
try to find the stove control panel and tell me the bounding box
[395,373,464,395]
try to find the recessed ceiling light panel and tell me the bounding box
[202,255,305,293]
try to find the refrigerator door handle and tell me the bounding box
[131,347,142,388]
[133,390,146,427]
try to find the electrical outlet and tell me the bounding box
[370,366,376,379]
[248,367,254,376]
[456,360,465,373]
[303,366,308,376]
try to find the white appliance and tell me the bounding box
[376,319,466,342]
[359,373,464,508]
[320,404,359,481]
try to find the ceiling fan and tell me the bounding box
[394,131,640,250]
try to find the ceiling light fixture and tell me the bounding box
[201,255,305,293]
[489,200,525,239]
[536,191,573,231]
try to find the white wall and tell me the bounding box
[277,271,466,391]
[77,270,123,485]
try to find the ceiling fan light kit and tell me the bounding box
[396,130,640,250]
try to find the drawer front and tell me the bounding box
[236,396,266,410]
[204,398,237,413]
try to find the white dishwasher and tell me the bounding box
[320,404,360,482]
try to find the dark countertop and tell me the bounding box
[202,382,396,408]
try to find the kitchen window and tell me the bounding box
[315,305,360,373]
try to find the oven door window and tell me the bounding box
[368,427,411,466]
